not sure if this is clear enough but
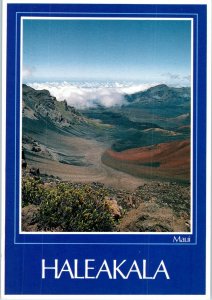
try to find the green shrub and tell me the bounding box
[22,176,47,206]
[22,178,115,232]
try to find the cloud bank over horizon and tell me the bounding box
[27,79,191,109]
[27,81,157,109]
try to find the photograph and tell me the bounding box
[21,18,191,233]
[1,1,211,298]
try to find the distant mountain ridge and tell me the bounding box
[23,83,190,149]
[125,84,190,104]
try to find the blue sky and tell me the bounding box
[23,19,191,84]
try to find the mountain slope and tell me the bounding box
[22,84,114,170]
[23,84,88,133]
[125,84,190,105]
[102,140,190,182]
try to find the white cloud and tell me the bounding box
[22,66,34,79]
[120,83,156,94]
[27,81,155,109]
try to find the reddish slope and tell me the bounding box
[102,140,190,182]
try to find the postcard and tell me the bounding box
[1,0,211,299]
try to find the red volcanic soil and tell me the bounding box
[102,140,190,182]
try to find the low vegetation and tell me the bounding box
[22,176,115,232]
[22,174,190,233]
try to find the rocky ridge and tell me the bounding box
[23,84,86,128]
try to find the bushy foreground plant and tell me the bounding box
[22,177,115,232]
[22,176,46,206]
